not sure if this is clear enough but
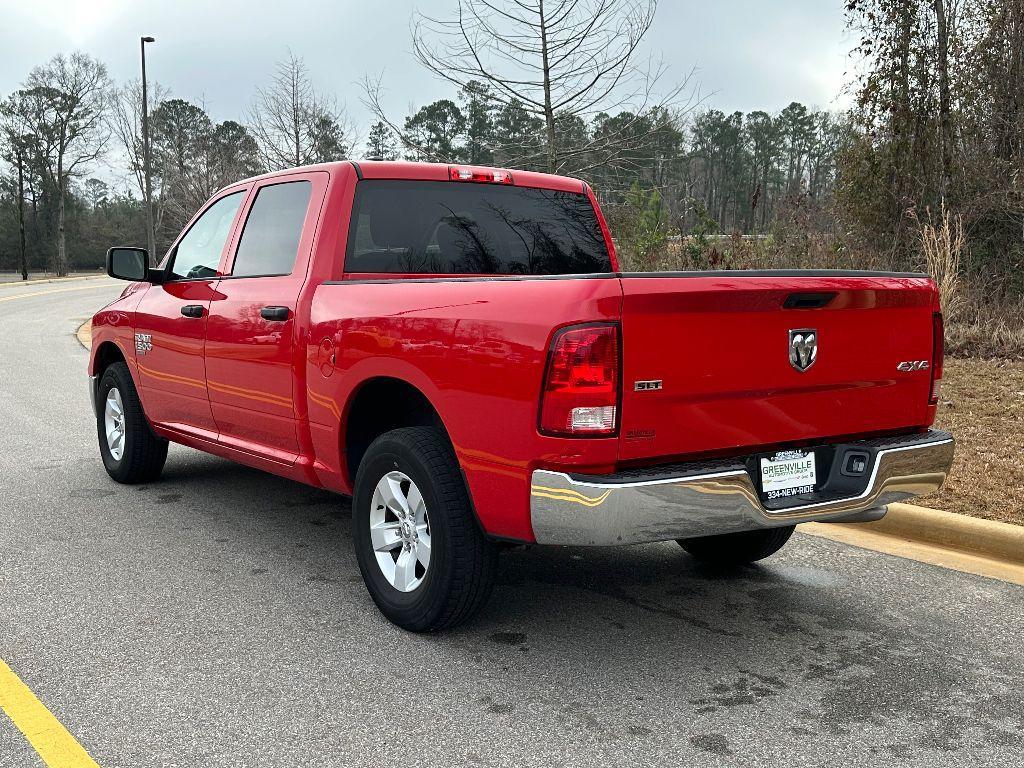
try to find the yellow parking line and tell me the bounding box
[0,284,114,303]
[0,658,101,768]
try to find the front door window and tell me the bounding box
[168,191,245,280]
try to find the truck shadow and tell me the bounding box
[140,450,1024,755]
[150,450,862,645]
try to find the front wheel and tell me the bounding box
[96,362,168,484]
[677,525,795,566]
[352,427,497,632]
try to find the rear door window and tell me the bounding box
[344,180,611,275]
[231,181,313,277]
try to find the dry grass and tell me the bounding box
[920,357,1024,525]
[915,205,966,322]
[944,297,1024,359]
[623,232,871,273]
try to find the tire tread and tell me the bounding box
[98,362,168,484]
[354,427,496,631]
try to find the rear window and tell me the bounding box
[232,181,312,277]
[344,180,611,275]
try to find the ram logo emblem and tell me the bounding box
[789,329,818,372]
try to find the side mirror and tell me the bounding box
[106,247,153,282]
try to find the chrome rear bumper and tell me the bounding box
[530,430,954,546]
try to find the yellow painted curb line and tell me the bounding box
[802,503,1024,586]
[0,658,101,767]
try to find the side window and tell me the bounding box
[231,181,312,278]
[169,191,245,280]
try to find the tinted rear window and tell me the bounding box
[344,180,611,275]
[232,181,312,277]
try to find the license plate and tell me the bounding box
[759,450,816,500]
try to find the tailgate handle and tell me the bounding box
[783,292,837,309]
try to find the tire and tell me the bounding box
[352,427,497,632]
[96,362,168,484]
[677,525,795,566]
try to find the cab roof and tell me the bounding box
[231,160,588,194]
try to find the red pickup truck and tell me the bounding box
[90,161,954,631]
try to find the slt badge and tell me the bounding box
[789,329,817,372]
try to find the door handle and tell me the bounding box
[181,304,204,318]
[260,306,290,321]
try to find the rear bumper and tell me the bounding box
[529,430,954,546]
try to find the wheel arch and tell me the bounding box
[342,375,456,486]
[91,339,129,378]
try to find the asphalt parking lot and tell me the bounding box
[2,279,1023,767]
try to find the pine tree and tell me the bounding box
[365,121,398,160]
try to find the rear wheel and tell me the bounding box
[677,525,795,566]
[352,427,497,632]
[97,362,168,484]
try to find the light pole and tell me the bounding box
[140,36,156,259]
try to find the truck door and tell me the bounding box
[204,172,327,462]
[133,189,247,437]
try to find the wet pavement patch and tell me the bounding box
[489,631,527,645]
[690,733,733,757]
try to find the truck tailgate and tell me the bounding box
[617,273,938,462]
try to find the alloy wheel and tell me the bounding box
[104,387,126,461]
[369,471,431,592]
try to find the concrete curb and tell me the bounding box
[2,273,106,287]
[861,502,1024,565]
[802,503,1024,586]
[76,320,91,349]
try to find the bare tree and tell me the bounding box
[247,51,350,170]
[933,0,954,199]
[109,78,170,253]
[18,53,111,275]
[0,94,33,279]
[390,0,692,173]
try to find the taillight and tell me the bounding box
[448,165,514,184]
[929,311,944,405]
[539,323,620,436]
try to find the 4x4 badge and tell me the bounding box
[789,329,817,372]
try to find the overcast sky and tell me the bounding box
[0,0,856,146]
